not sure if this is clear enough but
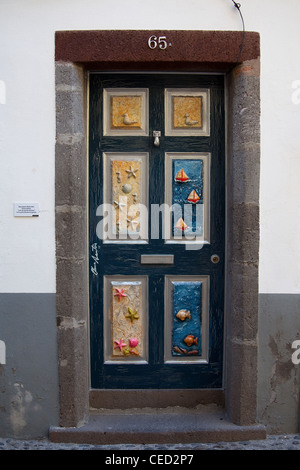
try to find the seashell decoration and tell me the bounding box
[176,309,191,321]
[121,183,132,194]
[129,338,139,348]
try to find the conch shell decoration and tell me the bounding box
[176,309,191,321]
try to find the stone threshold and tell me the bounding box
[49,405,266,445]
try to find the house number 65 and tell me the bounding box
[148,35,171,50]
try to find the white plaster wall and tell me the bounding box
[0,0,299,293]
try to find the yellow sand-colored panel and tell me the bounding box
[111,282,143,358]
[172,96,202,129]
[112,160,140,234]
[111,95,142,129]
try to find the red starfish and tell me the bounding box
[114,288,127,301]
[114,338,127,351]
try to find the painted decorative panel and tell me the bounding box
[173,96,202,129]
[172,281,202,357]
[164,276,209,363]
[104,276,148,363]
[165,89,210,136]
[103,88,149,136]
[101,152,148,242]
[165,153,210,245]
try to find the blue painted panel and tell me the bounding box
[172,159,204,236]
[172,281,202,356]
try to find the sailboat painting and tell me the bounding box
[187,190,201,204]
[172,158,204,237]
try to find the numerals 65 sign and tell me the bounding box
[148,35,172,50]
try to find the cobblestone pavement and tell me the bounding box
[0,434,300,450]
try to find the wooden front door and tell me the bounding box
[89,73,225,389]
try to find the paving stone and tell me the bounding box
[0,435,299,450]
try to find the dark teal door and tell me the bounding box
[89,74,225,389]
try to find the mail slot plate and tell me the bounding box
[141,255,174,265]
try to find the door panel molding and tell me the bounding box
[164,275,210,364]
[102,151,149,242]
[164,152,210,245]
[103,275,148,364]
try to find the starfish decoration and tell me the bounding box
[121,346,131,356]
[125,307,140,323]
[114,200,126,211]
[127,216,140,231]
[114,288,127,301]
[126,166,138,179]
[114,338,127,352]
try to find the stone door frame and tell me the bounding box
[55,30,260,428]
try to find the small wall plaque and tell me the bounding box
[14,203,39,217]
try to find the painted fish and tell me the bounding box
[175,168,189,182]
[176,309,191,321]
[183,335,198,347]
[187,189,200,204]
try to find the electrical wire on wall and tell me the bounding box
[231,0,245,65]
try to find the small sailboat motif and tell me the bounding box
[175,168,189,183]
[175,218,188,231]
[187,189,200,204]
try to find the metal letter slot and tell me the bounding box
[141,254,174,265]
[153,130,161,147]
